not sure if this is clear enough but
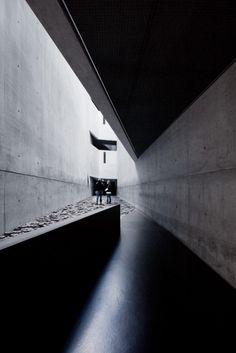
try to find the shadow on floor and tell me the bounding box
[0,206,120,353]
[65,210,236,353]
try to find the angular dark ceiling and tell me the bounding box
[63,0,236,156]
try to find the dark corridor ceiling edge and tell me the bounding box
[62,0,236,156]
[60,0,137,157]
[25,0,137,160]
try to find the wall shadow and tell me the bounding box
[0,205,120,353]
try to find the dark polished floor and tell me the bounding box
[65,210,236,353]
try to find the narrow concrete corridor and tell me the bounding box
[66,210,236,353]
[1,2,236,352]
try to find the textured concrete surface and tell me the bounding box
[118,62,236,289]
[0,172,4,235]
[25,0,136,160]
[0,0,118,232]
[0,0,97,182]
[3,172,90,232]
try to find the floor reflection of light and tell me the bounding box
[65,250,128,353]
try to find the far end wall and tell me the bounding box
[118,61,236,289]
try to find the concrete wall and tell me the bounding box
[0,0,103,233]
[118,61,236,289]
[89,114,118,180]
[98,150,118,180]
[97,117,118,141]
[98,119,118,180]
[25,0,137,161]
